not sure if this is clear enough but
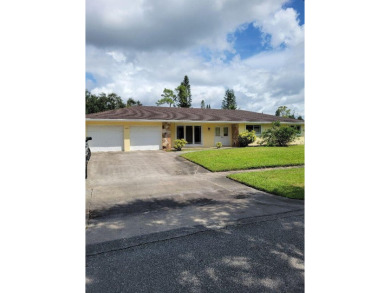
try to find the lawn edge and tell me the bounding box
[227,173,304,200]
[180,153,304,172]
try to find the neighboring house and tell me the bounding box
[86,106,304,152]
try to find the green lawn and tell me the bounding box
[181,145,304,172]
[228,167,305,199]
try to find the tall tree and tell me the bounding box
[275,106,295,119]
[127,97,142,107]
[206,104,211,109]
[221,89,237,110]
[176,75,192,107]
[156,88,176,107]
[201,100,205,109]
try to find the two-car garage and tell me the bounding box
[86,125,161,152]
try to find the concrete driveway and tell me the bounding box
[86,150,259,213]
[86,151,304,245]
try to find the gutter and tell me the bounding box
[85,118,304,125]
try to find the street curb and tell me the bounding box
[86,209,304,257]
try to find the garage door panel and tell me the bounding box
[87,126,123,152]
[130,126,161,151]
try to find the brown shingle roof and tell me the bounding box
[86,106,303,123]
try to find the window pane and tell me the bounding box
[246,125,253,131]
[194,126,201,144]
[215,127,220,136]
[186,126,193,144]
[254,125,260,135]
[177,126,184,139]
[223,127,228,136]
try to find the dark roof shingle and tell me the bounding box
[86,106,303,123]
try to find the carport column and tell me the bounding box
[124,125,130,151]
[162,122,172,150]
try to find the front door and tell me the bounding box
[214,126,230,147]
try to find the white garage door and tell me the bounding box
[130,126,161,151]
[87,125,123,152]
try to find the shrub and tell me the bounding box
[260,121,298,146]
[173,139,188,151]
[238,130,256,147]
[216,142,222,149]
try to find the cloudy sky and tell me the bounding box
[86,0,304,116]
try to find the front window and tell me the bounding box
[291,125,302,135]
[186,126,193,144]
[177,126,184,139]
[246,125,261,136]
[177,125,202,145]
[223,127,228,136]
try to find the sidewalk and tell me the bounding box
[86,187,303,247]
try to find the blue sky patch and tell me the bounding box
[86,72,96,83]
[224,22,272,62]
[283,0,304,25]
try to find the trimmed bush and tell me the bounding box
[216,142,223,149]
[173,139,188,151]
[238,130,256,147]
[260,121,298,146]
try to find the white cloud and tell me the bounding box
[86,0,304,116]
[256,8,304,48]
[106,51,127,63]
[86,0,286,51]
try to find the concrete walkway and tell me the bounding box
[86,151,303,247]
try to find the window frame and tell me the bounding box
[245,124,261,136]
[176,125,203,145]
[290,125,302,136]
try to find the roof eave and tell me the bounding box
[85,118,304,124]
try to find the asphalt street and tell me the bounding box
[86,212,304,293]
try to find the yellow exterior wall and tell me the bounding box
[202,123,217,147]
[86,120,305,150]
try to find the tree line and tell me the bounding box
[85,90,142,114]
[156,75,237,110]
[86,75,302,119]
[274,105,303,120]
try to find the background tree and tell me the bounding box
[297,115,303,120]
[86,90,100,114]
[221,89,237,110]
[275,106,295,119]
[108,93,126,109]
[126,97,142,107]
[201,100,205,109]
[175,75,192,107]
[175,84,191,107]
[182,75,192,104]
[156,88,176,107]
[86,90,128,114]
[206,104,211,109]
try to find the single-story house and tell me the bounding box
[86,106,304,152]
